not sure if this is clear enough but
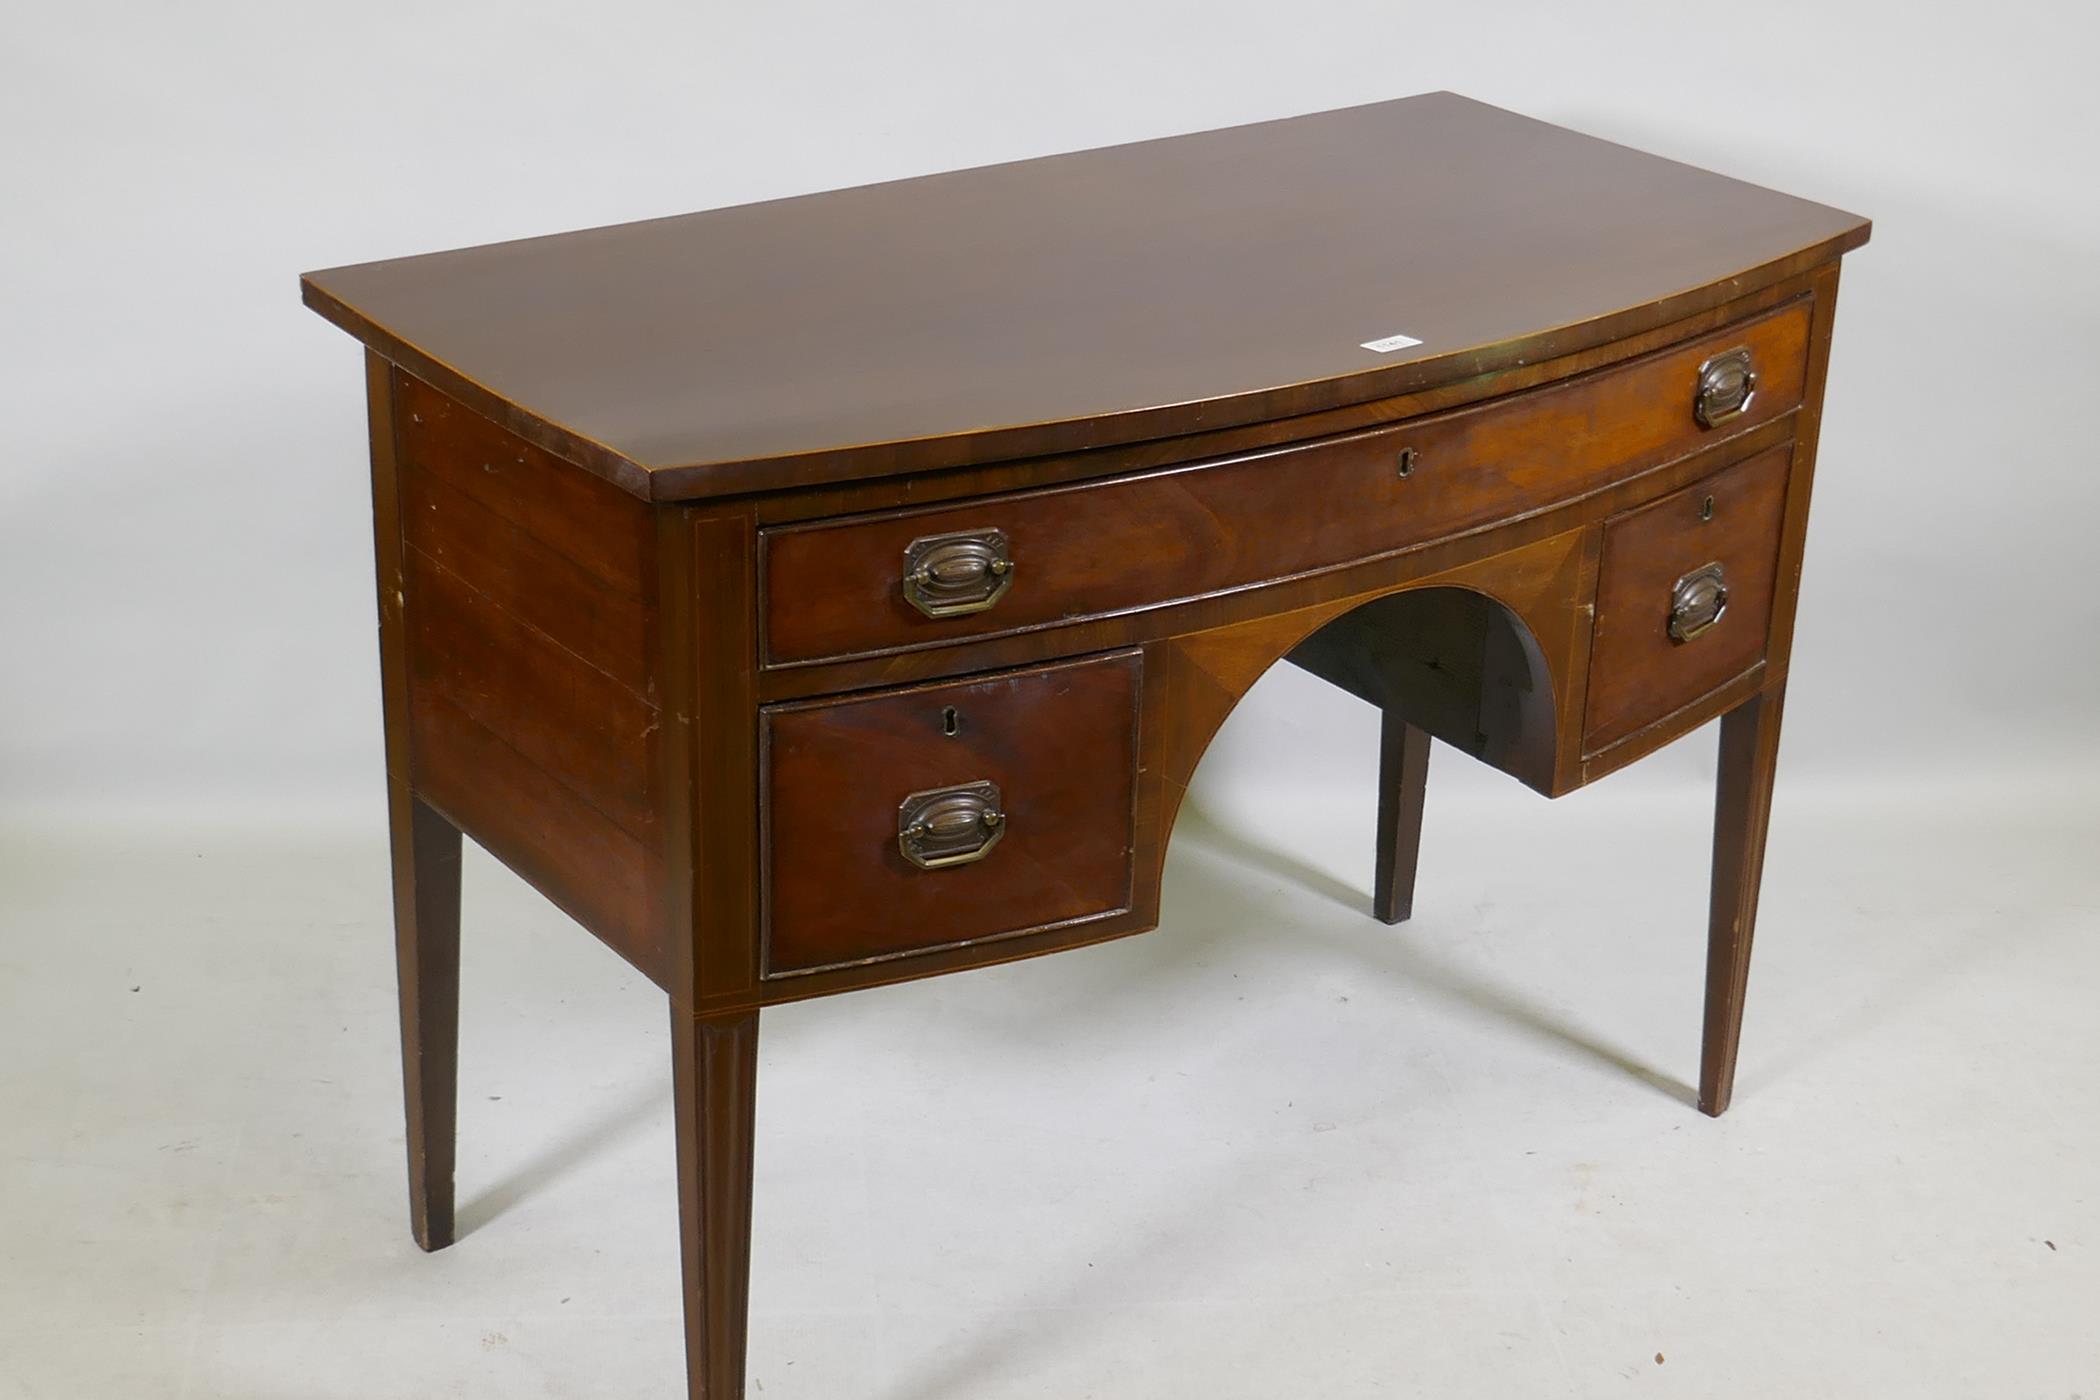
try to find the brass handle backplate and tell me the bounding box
[902,528,1014,618]
[898,780,1006,869]
[1694,346,1758,428]
[1668,562,1729,642]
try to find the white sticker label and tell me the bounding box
[1360,332,1423,353]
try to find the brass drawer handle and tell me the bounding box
[1694,346,1757,428]
[1668,562,1729,642]
[902,528,1014,618]
[898,780,1007,869]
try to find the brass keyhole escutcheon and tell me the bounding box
[941,705,961,737]
[1700,494,1715,522]
[1396,446,1419,478]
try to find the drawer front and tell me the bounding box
[763,298,1814,666]
[762,651,1141,976]
[1583,446,1793,752]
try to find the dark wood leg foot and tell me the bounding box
[1373,713,1432,925]
[1699,685,1786,1118]
[673,1008,760,1399]
[389,787,463,1250]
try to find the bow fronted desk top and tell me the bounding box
[305,91,1867,498]
[303,91,1869,1399]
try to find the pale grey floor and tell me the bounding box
[3,762,2095,1398]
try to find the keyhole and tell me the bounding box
[1396,446,1418,479]
[941,706,961,737]
[1699,494,1715,522]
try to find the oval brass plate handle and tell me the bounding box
[902,528,1014,618]
[1668,562,1729,642]
[898,780,1006,869]
[1694,346,1757,428]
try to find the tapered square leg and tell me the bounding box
[673,1009,760,1399]
[1700,686,1786,1117]
[388,787,463,1250]
[1374,713,1432,925]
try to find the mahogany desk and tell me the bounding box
[302,93,1870,1395]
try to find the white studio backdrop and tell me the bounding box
[4,0,2098,825]
[7,10,2100,1398]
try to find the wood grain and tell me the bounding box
[672,1010,759,1399]
[394,371,653,593]
[1584,446,1793,752]
[304,94,1866,500]
[756,420,1794,707]
[368,352,467,1252]
[378,368,671,983]
[321,98,1870,1400]
[762,299,1810,667]
[409,686,667,982]
[676,508,766,1009]
[761,652,1141,976]
[741,270,1829,529]
[1374,717,1431,925]
[1286,585,1559,795]
[390,793,462,1251]
[1701,685,1787,1116]
[403,463,654,701]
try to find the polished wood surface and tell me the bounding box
[382,360,669,981]
[672,1010,759,1400]
[405,546,661,840]
[761,298,1811,667]
[398,374,657,699]
[1585,446,1792,751]
[1284,582,1563,796]
[1374,718,1432,925]
[390,792,462,1251]
[369,354,464,1254]
[303,93,1865,501]
[762,651,1141,976]
[1702,686,1787,1115]
[315,95,1869,1400]
[406,684,667,980]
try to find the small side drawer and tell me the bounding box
[762,298,1816,668]
[1583,447,1792,752]
[761,651,1141,976]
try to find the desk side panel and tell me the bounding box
[377,366,670,985]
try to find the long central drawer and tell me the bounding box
[761,297,1813,668]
